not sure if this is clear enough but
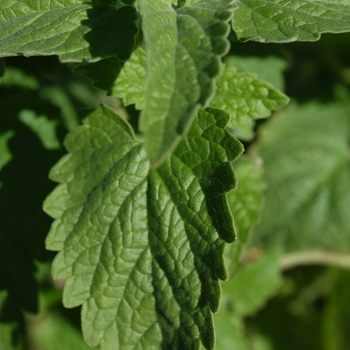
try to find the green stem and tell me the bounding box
[281,250,350,271]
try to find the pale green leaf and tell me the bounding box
[44,105,243,350]
[225,156,265,270]
[232,0,350,43]
[111,47,146,109]
[19,110,60,150]
[139,0,234,166]
[214,312,250,350]
[210,67,289,128]
[0,1,138,62]
[221,253,282,317]
[225,55,288,92]
[253,102,350,252]
[32,313,95,350]
[0,67,38,90]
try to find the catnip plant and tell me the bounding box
[1,0,350,349]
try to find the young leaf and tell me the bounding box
[44,104,243,350]
[0,1,138,62]
[232,0,350,43]
[210,67,289,128]
[139,0,234,166]
[253,102,350,252]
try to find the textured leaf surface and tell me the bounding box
[211,67,289,128]
[139,0,234,166]
[253,102,350,252]
[232,0,350,43]
[0,1,138,62]
[111,48,146,109]
[44,105,243,349]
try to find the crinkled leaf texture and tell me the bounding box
[0,1,138,62]
[232,0,350,43]
[139,0,235,167]
[44,105,243,350]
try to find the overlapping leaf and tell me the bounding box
[232,0,350,43]
[211,67,289,127]
[44,105,243,349]
[0,1,138,62]
[139,0,235,166]
[253,101,350,252]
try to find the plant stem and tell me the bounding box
[281,250,350,271]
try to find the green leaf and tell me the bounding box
[210,67,289,128]
[31,313,94,350]
[0,67,39,90]
[0,1,138,62]
[19,110,60,150]
[214,312,250,350]
[44,105,243,349]
[139,0,234,166]
[110,48,146,109]
[74,58,124,93]
[225,156,265,270]
[225,55,288,92]
[253,101,350,252]
[221,253,282,317]
[0,131,14,173]
[232,0,350,43]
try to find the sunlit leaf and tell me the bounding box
[232,0,350,43]
[139,0,234,166]
[44,105,243,349]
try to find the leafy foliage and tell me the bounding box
[0,1,350,350]
[139,0,235,166]
[44,105,243,349]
